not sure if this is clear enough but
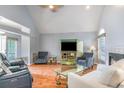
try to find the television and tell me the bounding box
[61,42,77,51]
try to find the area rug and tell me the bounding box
[28,64,66,88]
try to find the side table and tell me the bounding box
[48,57,57,64]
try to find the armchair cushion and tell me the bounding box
[35,52,48,64]
[77,52,94,68]
[77,60,86,66]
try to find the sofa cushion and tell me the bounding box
[97,64,109,72]
[111,59,124,70]
[81,70,102,81]
[98,66,124,87]
[68,72,110,88]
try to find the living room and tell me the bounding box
[0,5,124,88]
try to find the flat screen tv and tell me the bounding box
[61,42,77,51]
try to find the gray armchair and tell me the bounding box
[0,53,27,72]
[0,53,32,88]
[0,67,32,88]
[77,52,94,68]
[35,52,48,64]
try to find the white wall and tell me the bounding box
[100,6,124,65]
[21,35,30,65]
[0,5,40,63]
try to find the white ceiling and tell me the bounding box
[27,5,104,33]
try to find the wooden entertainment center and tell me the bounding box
[61,39,77,65]
[61,51,76,65]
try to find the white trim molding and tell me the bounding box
[0,16,30,34]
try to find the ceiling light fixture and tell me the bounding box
[40,5,64,12]
[86,5,90,10]
[49,5,54,9]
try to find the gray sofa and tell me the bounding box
[35,52,48,64]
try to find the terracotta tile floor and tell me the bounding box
[28,64,66,88]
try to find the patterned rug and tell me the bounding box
[28,64,66,88]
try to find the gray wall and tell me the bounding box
[100,6,124,65]
[40,32,97,59]
[0,5,40,63]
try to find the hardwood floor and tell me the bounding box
[28,64,97,88]
[28,64,66,88]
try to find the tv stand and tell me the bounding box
[61,51,76,65]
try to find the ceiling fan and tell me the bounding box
[39,5,64,12]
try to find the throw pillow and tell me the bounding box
[111,59,124,70]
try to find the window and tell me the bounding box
[7,38,17,60]
[98,29,106,64]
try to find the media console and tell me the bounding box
[61,39,77,65]
[61,51,76,65]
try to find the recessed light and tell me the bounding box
[86,5,90,10]
[49,5,54,9]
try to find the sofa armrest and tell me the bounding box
[0,68,5,76]
[77,57,86,60]
[87,57,94,67]
[10,59,25,66]
[8,66,21,72]
[68,73,110,88]
[97,64,109,71]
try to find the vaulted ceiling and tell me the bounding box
[27,5,104,33]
